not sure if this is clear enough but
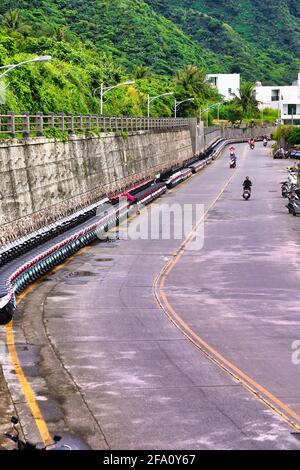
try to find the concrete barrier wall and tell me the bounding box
[0,124,277,244]
[194,125,276,154]
[223,127,276,140]
[0,129,193,239]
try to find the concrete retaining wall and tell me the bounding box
[195,125,276,154]
[0,124,277,245]
[0,129,193,243]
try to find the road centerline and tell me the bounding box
[153,145,300,433]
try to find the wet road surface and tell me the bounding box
[2,143,300,449]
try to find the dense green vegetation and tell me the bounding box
[146,0,300,83]
[273,125,300,148]
[0,1,298,117]
[0,5,219,116]
[0,0,220,74]
[6,0,299,84]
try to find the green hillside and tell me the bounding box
[3,0,300,83]
[1,0,221,74]
[0,0,299,116]
[145,0,300,83]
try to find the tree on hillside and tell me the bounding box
[1,9,22,31]
[174,64,210,98]
[134,65,151,79]
[52,26,74,43]
[173,64,220,117]
[234,82,259,116]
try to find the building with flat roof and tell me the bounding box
[206,73,240,100]
[255,72,300,125]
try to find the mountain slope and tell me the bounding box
[1,0,299,84]
[145,0,300,83]
[1,0,222,74]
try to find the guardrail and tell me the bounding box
[0,113,194,138]
[0,136,253,325]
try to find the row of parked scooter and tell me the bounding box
[281,168,300,216]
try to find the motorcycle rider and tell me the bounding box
[243,176,252,192]
[230,153,237,167]
[263,136,268,146]
[248,138,255,148]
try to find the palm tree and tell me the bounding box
[234,82,259,116]
[134,65,151,79]
[174,64,210,98]
[52,26,73,42]
[1,9,22,31]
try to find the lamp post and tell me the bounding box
[93,81,135,115]
[174,98,194,118]
[216,103,222,123]
[0,55,52,80]
[147,92,173,118]
[279,93,283,125]
[200,101,224,127]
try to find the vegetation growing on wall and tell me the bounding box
[273,125,300,149]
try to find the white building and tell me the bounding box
[206,73,240,100]
[255,72,300,125]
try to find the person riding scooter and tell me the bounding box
[248,138,255,149]
[243,177,252,191]
[230,154,237,168]
[243,176,252,200]
[263,137,268,147]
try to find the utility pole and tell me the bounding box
[174,98,194,118]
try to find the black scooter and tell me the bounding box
[243,188,251,200]
[286,187,300,216]
[281,181,289,198]
[4,416,71,451]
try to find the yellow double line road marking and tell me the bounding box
[5,248,91,445]
[7,144,298,447]
[153,147,300,433]
[6,284,53,446]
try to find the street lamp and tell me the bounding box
[200,101,224,127]
[0,56,52,80]
[174,98,194,118]
[216,102,224,124]
[257,101,264,124]
[147,92,173,118]
[93,81,135,115]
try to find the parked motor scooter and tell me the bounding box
[4,416,71,451]
[286,187,300,216]
[281,181,289,198]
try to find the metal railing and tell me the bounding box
[0,113,194,138]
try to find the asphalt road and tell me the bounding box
[3,143,300,450]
